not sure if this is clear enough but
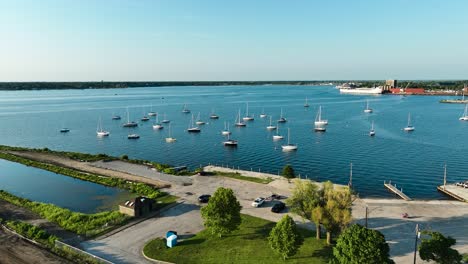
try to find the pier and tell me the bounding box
[384,181,412,201]
[437,185,468,203]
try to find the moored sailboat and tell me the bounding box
[404,113,415,131]
[314,106,328,126]
[235,109,246,127]
[123,108,138,127]
[459,104,468,121]
[152,114,163,130]
[96,117,110,136]
[266,116,277,130]
[281,128,298,151]
[187,114,201,133]
[369,121,375,136]
[242,102,254,121]
[165,124,177,142]
[364,100,373,113]
[277,108,287,123]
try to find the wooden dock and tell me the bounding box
[437,185,468,203]
[384,181,412,201]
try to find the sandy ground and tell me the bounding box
[6,150,170,188]
[353,198,468,263]
[0,229,69,264]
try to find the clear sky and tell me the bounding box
[1,0,467,81]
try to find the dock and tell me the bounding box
[384,181,412,201]
[437,185,468,203]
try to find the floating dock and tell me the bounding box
[437,185,468,203]
[384,181,412,201]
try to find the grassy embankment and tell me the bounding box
[143,214,331,264]
[1,218,101,264]
[208,171,274,184]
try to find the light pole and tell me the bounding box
[413,223,420,264]
[365,206,368,228]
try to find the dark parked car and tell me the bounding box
[198,194,211,203]
[271,202,286,213]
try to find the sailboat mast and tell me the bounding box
[287,128,290,144]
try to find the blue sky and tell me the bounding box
[1,0,467,81]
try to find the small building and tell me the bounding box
[383,80,398,92]
[119,196,155,217]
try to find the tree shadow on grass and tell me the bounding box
[242,222,276,240]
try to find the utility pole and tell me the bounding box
[365,206,368,228]
[413,223,420,264]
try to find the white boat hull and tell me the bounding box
[97,131,110,136]
[364,109,373,113]
[221,131,231,135]
[267,126,277,130]
[153,125,163,130]
[404,126,415,132]
[273,135,284,140]
[281,145,298,151]
[260,114,267,118]
[459,116,468,121]
[340,87,383,94]
[314,120,328,126]
[165,137,176,142]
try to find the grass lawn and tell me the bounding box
[143,214,332,264]
[212,171,274,184]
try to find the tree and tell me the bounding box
[320,182,353,245]
[200,187,242,237]
[268,215,304,260]
[285,181,322,239]
[419,231,462,264]
[332,224,394,264]
[282,164,295,179]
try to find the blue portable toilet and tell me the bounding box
[166,231,178,248]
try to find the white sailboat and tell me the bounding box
[195,112,205,125]
[152,114,163,130]
[273,125,284,140]
[222,122,231,135]
[314,125,326,132]
[96,117,110,136]
[235,109,246,127]
[210,108,219,119]
[277,108,287,123]
[128,134,140,139]
[266,116,277,130]
[182,104,191,114]
[314,106,328,126]
[404,113,415,131]
[364,100,373,113]
[459,104,468,121]
[161,113,170,123]
[242,102,254,121]
[369,121,375,136]
[260,108,267,118]
[165,124,177,142]
[123,108,138,127]
[187,114,201,132]
[281,128,298,151]
[148,104,157,116]
[304,97,310,107]
[223,133,238,147]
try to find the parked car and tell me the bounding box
[271,202,286,213]
[198,194,211,203]
[251,197,265,207]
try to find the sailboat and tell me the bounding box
[60,128,70,133]
[314,124,326,132]
[182,104,191,114]
[187,114,201,132]
[459,104,468,121]
[165,124,177,142]
[222,122,231,135]
[281,128,298,151]
[112,113,121,120]
[195,112,205,125]
[148,104,157,116]
[364,100,373,113]
[403,113,415,131]
[314,106,328,126]
[235,109,246,127]
[304,97,310,108]
[242,102,254,121]
[128,134,140,139]
[277,108,287,123]
[273,125,284,140]
[223,133,238,147]
[152,114,163,130]
[123,108,138,127]
[161,113,170,123]
[369,121,375,136]
[96,117,110,136]
[266,116,277,130]
[260,108,267,118]
[210,108,219,119]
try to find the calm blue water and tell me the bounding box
[0,85,466,199]
[0,159,132,213]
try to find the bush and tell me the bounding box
[121,154,129,160]
[282,165,295,179]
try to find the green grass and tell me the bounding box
[143,214,332,264]
[211,171,274,184]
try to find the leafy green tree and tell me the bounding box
[332,224,394,264]
[200,187,242,237]
[286,180,322,239]
[320,182,353,245]
[268,215,304,260]
[282,164,295,179]
[419,231,462,264]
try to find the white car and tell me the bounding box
[251,197,265,207]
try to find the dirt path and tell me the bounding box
[5,150,170,188]
[0,229,70,264]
